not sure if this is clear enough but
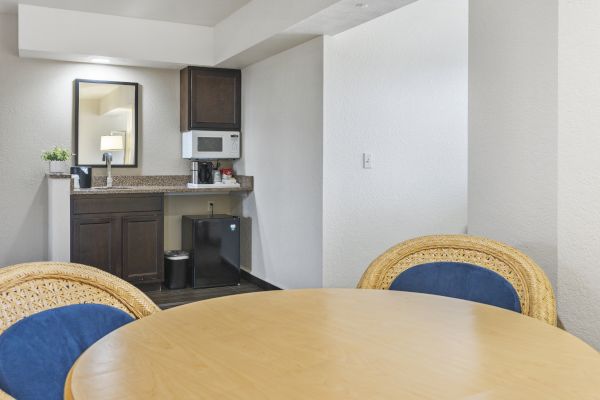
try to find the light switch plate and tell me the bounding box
[363,153,373,169]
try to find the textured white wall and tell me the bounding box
[235,38,324,289]
[0,13,188,266]
[322,0,469,288]
[468,0,559,288]
[558,0,600,349]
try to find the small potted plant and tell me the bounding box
[42,146,71,174]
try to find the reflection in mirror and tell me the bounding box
[75,80,138,167]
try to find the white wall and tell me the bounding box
[468,0,559,288]
[235,38,324,289]
[0,13,188,266]
[322,0,469,288]
[557,0,600,349]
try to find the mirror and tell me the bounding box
[74,79,138,167]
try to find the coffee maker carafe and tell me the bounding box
[197,161,213,184]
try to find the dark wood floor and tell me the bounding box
[146,279,265,310]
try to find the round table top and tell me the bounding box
[67,289,600,399]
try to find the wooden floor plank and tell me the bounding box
[146,279,265,309]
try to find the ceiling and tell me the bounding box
[0,0,250,26]
[289,0,418,36]
[16,0,419,69]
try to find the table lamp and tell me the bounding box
[100,135,124,152]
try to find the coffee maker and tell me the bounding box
[190,161,213,185]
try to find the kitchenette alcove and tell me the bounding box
[47,174,253,291]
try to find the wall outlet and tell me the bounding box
[363,153,373,169]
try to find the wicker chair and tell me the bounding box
[357,235,557,326]
[0,262,160,399]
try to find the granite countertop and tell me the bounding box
[67,175,253,196]
[47,173,71,179]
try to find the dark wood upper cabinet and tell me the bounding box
[180,67,241,131]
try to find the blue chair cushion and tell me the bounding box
[0,303,134,400]
[389,262,522,313]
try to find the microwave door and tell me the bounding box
[195,135,223,159]
[197,137,223,153]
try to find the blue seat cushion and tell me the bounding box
[0,303,134,400]
[389,262,522,313]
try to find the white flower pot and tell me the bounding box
[49,161,69,174]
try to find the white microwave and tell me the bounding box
[182,131,241,160]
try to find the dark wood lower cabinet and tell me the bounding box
[71,216,120,276]
[71,194,164,287]
[122,214,164,283]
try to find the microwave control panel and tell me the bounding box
[230,134,240,154]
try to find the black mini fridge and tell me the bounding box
[182,215,240,288]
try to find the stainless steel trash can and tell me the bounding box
[164,250,189,289]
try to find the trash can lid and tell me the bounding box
[165,250,189,260]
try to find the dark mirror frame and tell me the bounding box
[74,79,139,168]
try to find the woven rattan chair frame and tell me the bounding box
[357,235,557,326]
[0,262,160,400]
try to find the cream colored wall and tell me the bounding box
[469,0,600,350]
[235,38,324,289]
[0,13,189,266]
[468,0,558,289]
[323,0,469,288]
[558,0,600,350]
[163,194,241,251]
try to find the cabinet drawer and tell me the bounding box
[72,195,163,215]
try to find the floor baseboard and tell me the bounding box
[240,269,281,291]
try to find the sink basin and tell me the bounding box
[90,186,136,190]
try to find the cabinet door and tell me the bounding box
[182,67,241,131]
[71,216,120,275]
[121,214,164,283]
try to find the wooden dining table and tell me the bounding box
[65,289,600,399]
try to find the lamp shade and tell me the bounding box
[100,135,124,151]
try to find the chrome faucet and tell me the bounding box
[102,152,113,188]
